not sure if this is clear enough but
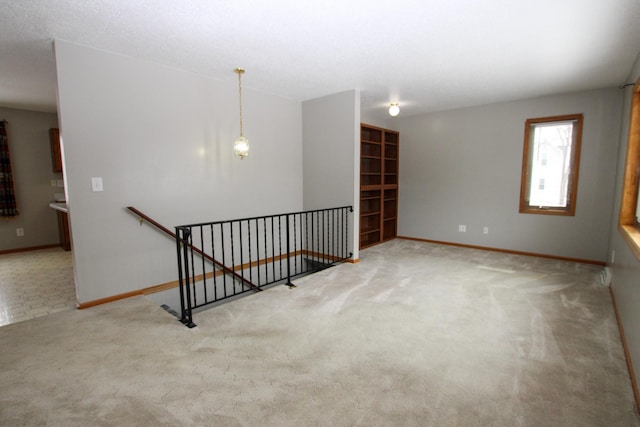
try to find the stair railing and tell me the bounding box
[126,207,261,293]
[176,206,353,327]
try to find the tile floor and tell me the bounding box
[0,247,76,327]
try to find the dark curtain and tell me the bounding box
[0,121,18,217]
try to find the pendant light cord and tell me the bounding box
[236,68,244,137]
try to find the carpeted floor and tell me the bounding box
[0,239,638,426]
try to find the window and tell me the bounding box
[519,114,583,216]
[619,78,640,261]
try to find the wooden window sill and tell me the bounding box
[619,225,640,262]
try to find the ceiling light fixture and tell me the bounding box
[233,68,249,159]
[388,103,400,117]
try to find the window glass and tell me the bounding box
[519,114,583,216]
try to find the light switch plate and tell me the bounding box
[91,177,104,192]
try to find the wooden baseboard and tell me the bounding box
[397,236,606,266]
[0,244,61,255]
[610,286,640,412]
[78,249,358,309]
[77,280,184,309]
[77,289,143,309]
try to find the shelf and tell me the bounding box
[383,221,397,240]
[362,144,382,158]
[360,123,399,249]
[361,127,383,143]
[360,230,382,248]
[384,132,399,144]
[385,144,398,161]
[361,179,382,186]
[360,228,381,235]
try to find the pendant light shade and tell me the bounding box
[388,103,400,117]
[233,135,249,159]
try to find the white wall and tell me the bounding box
[360,111,388,129]
[394,88,622,262]
[54,40,303,303]
[608,50,640,398]
[0,107,60,251]
[302,90,360,259]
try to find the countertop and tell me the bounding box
[49,202,68,213]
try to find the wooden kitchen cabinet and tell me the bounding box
[57,210,71,251]
[49,128,62,173]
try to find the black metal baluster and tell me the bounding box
[328,210,332,262]
[184,227,196,327]
[230,221,236,295]
[293,214,298,275]
[332,209,336,261]
[348,206,353,258]
[321,210,326,265]
[336,208,340,260]
[251,218,262,287]
[304,212,309,273]
[297,213,303,274]
[312,211,316,263]
[221,223,227,298]
[285,214,294,288]
[210,224,217,302]
[199,226,207,303]
[342,207,346,260]
[271,216,276,282]
[239,220,244,293]
[278,215,283,282]
[247,219,252,287]
[188,227,198,308]
[263,217,268,286]
[175,227,187,324]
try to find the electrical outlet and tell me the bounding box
[483,226,489,234]
[458,225,466,232]
[16,228,24,237]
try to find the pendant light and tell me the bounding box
[388,103,400,117]
[233,68,249,159]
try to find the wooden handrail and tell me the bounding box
[126,206,261,292]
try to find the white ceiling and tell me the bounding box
[1,0,640,120]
